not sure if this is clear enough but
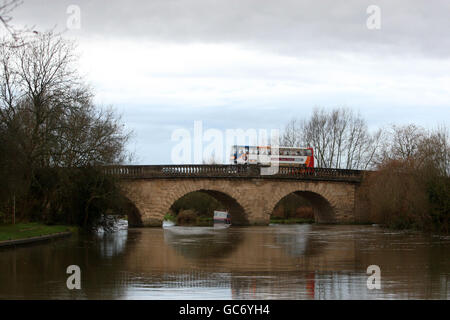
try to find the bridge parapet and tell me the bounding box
[105,165,363,182]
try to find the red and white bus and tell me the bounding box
[230,145,314,168]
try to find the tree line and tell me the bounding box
[281,107,449,233]
[281,108,383,170]
[0,3,131,229]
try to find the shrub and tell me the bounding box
[176,209,198,226]
[364,158,448,233]
[164,212,176,222]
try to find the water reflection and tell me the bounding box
[95,230,128,258]
[0,225,449,299]
[271,224,329,257]
[163,226,243,260]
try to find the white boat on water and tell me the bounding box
[213,210,231,228]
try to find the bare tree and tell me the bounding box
[399,124,449,176]
[281,118,301,147]
[301,108,329,167]
[427,125,450,176]
[0,0,22,40]
[50,103,128,167]
[389,124,425,160]
[282,107,384,169]
[363,124,449,232]
[1,32,129,168]
[0,0,37,48]
[0,31,131,223]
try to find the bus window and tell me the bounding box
[306,149,312,156]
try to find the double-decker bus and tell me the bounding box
[230,145,314,168]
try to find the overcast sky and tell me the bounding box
[10,0,450,164]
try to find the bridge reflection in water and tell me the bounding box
[0,225,449,299]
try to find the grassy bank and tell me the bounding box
[270,218,314,224]
[0,223,77,242]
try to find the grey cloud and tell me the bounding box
[13,0,450,58]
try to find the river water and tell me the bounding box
[0,224,449,299]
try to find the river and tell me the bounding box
[0,224,449,299]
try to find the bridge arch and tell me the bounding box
[166,189,250,225]
[268,184,338,223]
[110,193,143,227]
[122,196,143,227]
[141,178,257,226]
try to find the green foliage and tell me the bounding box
[163,212,176,222]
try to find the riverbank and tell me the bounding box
[0,223,76,246]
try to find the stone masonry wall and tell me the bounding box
[121,178,357,227]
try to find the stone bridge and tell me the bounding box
[107,165,364,227]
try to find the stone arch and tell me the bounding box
[166,188,250,226]
[113,192,143,227]
[269,183,338,223]
[120,179,255,227]
[123,197,143,227]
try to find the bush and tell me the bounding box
[364,158,449,233]
[272,193,313,219]
[164,212,176,222]
[24,167,130,231]
[176,209,198,226]
[427,175,450,233]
